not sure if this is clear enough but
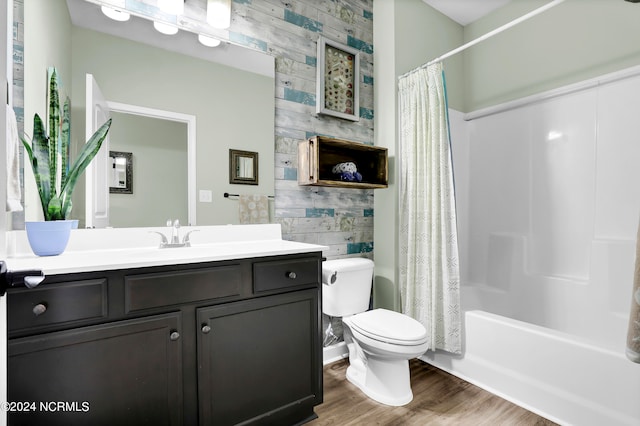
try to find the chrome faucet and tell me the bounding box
[150,219,199,248]
[170,219,181,245]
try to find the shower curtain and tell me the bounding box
[398,62,461,354]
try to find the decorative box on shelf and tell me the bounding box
[298,136,388,189]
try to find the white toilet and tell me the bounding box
[322,258,429,406]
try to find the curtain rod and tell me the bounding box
[398,0,566,80]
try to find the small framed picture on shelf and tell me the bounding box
[316,36,360,122]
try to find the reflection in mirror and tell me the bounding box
[20,0,275,228]
[229,149,259,185]
[108,111,189,228]
[109,151,132,194]
[238,158,254,179]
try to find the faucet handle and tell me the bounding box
[182,230,199,247]
[149,231,169,247]
[173,219,180,228]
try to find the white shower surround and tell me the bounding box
[425,67,640,425]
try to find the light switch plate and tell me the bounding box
[199,189,213,203]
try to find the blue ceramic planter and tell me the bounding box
[25,220,74,256]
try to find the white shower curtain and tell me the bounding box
[398,63,461,354]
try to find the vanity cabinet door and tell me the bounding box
[8,312,183,426]
[197,289,322,426]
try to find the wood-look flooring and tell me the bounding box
[309,358,558,426]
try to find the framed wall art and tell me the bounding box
[109,151,133,194]
[316,36,360,122]
[229,149,259,185]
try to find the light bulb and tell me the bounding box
[153,21,179,35]
[207,0,231,29]
[198,34,221,47]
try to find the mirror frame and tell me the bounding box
[229,149,259,185]
[109,151,133,194]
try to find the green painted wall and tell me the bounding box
[373,0,399,311]
[394,0,465,110]
[463,0,640,112]
[23,0,72,221]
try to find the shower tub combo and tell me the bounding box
[430,67,640,426]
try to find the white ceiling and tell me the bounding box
[422,0,513,25]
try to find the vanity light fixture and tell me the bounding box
[100,5,130,22]
[153,21,179,35]
[198,34,221,47]
[206,0,231,29]
[157,0,184,15]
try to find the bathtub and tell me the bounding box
[419,235,640,425]
[422,310,640,426]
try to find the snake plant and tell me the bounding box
[22,68,112,221]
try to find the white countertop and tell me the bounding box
[5,224,327,275]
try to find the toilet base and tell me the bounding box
[339,311,428,407]
[345,356,414,406]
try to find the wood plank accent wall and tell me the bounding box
[12,0,375,258]
[232,0,375,258]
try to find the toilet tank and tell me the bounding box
[322,258,374,317]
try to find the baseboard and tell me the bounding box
[323,342,348,365]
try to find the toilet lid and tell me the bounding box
[349,309,428,346]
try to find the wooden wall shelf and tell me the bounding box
[298,136,388,189]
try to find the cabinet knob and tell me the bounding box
[32,303,47,316]
[201,324,211,334]
[169,331,180,341]
[287,271,297,279]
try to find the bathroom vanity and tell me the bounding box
[2,225,325,426]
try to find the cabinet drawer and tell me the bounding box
[253,257,319,293]
[125,265,242,312]
[8,279,108,332]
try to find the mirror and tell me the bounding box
[20,0,275,228]
[109,151,132,194]
[229,150,259,185]
[104,105,192,228]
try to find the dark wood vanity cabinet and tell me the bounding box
[8,312,184,426]
[6,252,323,426]
[198,289,319,425]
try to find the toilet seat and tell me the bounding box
[349,309,428,346]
